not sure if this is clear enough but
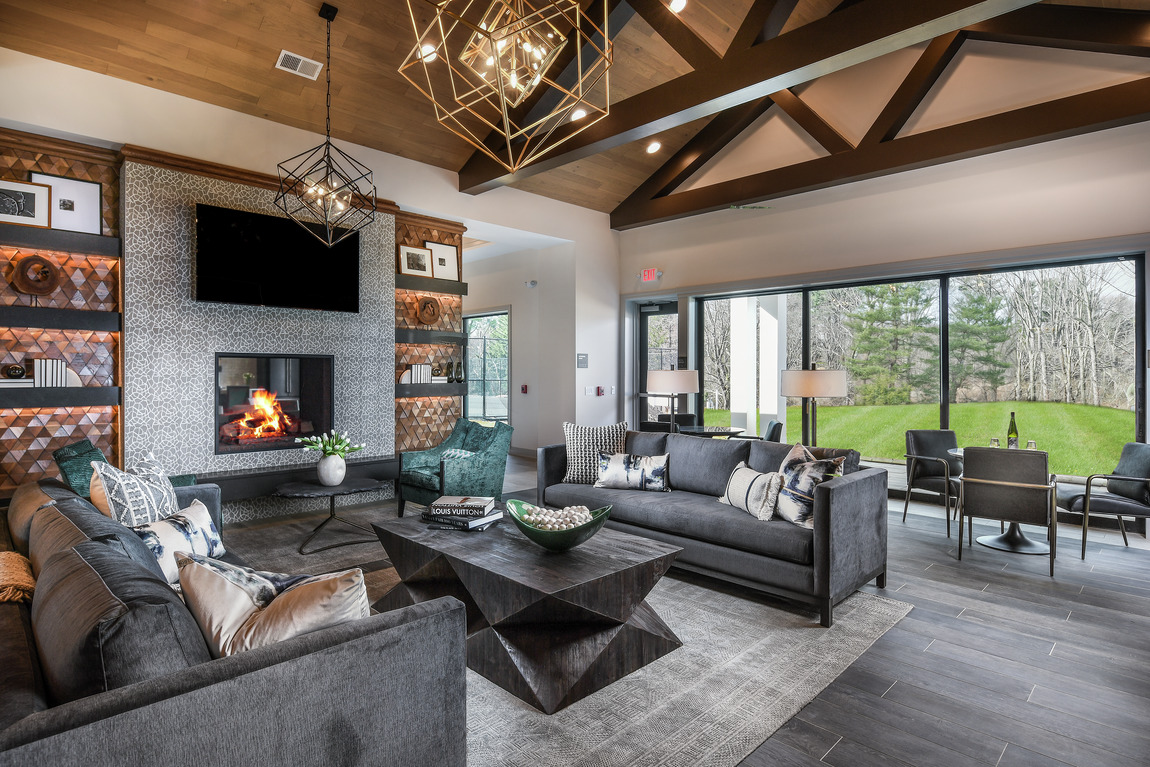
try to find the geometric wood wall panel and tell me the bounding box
[395,289,462,332]
[395,396,462,452]
[0,129,121,236]
[0,247,119,310]
[0,407,118,496]
[395,343,461,383]
[0,328,117,386]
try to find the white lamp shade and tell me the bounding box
[646,369,700,394]
[779,369,848,398]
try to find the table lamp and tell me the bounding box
[779,367,847,446]
[646,369,700,433]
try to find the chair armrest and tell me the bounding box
[537,444,568,506]
[1086,473,1150,485]
[813,467,888,602]
[0,598,468,765]
[904,454,955,483]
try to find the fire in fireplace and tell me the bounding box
[215,353,333,454]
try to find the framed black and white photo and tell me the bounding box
[0,179,51,229]
[398,244,434,277]
[426,241,459,281]
[30,173,102,234]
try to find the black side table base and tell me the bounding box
[976,522,1050,555]
[297,495,378,555]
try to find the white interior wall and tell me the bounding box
[0,47,622,446]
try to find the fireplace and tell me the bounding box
[215,353,334,454]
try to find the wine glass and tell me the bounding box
[989,438,1000,447]
[1027,440,1037,450]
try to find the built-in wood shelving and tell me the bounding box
[395,274,468,295]
[394,382,467,398]
[395,328,466,345]
[0,306,121,332]
[0,386,121,408]
[0,222,121,258]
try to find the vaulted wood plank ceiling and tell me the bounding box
[0,0,1147,229]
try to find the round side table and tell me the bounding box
[274,477,388,554]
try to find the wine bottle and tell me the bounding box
[1007,411,1019,449]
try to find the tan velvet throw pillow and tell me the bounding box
[176,553,369,658]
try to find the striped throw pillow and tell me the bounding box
[718,462,782,520]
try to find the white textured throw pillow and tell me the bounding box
[718,462,783,520]
[562,421,628,484]
[177,554,369,658]
[132,500,225,584]
[89,452,179,527]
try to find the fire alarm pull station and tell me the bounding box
[596,386,605,396]
[521,384,528,394]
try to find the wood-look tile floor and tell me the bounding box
[506,455,1150,767]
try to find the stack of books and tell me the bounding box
[422,495,501,530]
[33,359,68,387]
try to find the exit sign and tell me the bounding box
[641,268,660,282]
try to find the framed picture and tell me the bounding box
[31,173,102,234]
[398,244,434,277]
[426,241,459,281]
[0,179,51,228]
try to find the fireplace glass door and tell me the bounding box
[215,353,334,454]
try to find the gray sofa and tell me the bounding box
[0,479,466,766]
[539,432,888,627]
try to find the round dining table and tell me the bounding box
[947,447,1050,555]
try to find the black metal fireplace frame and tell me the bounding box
[213,352,335,456]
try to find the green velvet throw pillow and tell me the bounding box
[52,439,107,498]
[167,474,197,488]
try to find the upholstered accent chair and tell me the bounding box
[762,419,784,442]
[959,446,1057,576]
[1056,442,1150,559]
[397,419,514,517]
[904,429,963,537]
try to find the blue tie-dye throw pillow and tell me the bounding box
[776,443,844,528]
[594,452,669,491]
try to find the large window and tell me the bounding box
[691,255,1142,475]
[464,312,509,422]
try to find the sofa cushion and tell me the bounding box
[51,438,108,497]
[543,484,813,565]
[177,554,368,658]
[748,442,861,475]
[90,453,179,526]
[625,430,668,456]
[31,540,212,705]
[563,421,628,484]
[133,500,226,584]
[0,601,47,731]
[28,497,166,581]
[594,452,669,492]
[666,433,751,496]
[718,462,782,520]
[6,479,76,557]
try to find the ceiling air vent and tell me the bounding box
[275,49,323,80]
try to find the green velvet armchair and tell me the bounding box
[398,419,514,516]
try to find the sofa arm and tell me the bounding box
[537,443,568,505]
[0,597,468,766]
[812,467,888,603]
[174,483,222,530]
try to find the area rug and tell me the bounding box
[466,578,911,767]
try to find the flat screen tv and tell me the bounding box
[195,203,360,313]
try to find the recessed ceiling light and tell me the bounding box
[420,44,437,63]
[646,141,662,154]
[571,108,588,121]
[669,0,687,13]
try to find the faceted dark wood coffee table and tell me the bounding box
[372,516,682,714]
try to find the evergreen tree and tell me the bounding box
[949,281,1010,402]
[844,283,938,405]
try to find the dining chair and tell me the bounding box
[958,446,1057,576]
[1055,442,1150,559]
[762,419,784,442]
[904,430,962,537]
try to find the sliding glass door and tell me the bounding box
[639,303,679,423]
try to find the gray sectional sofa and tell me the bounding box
[0,479,467,766]
[539,432,888,627]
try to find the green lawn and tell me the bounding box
[703,402,1134,476]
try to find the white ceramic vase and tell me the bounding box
[317,454,346,486]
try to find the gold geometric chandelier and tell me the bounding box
[400,0,612,174]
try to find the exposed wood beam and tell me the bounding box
[860,31,966,147]
[610,76,1150,229]
[626,0,720,69]
[729,0,800,52]
[964,4,1150,57]
[459,0,1041,193]
[771,88,853,154]
[618,97,775,208]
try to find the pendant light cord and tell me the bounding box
[325,18,332,142]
